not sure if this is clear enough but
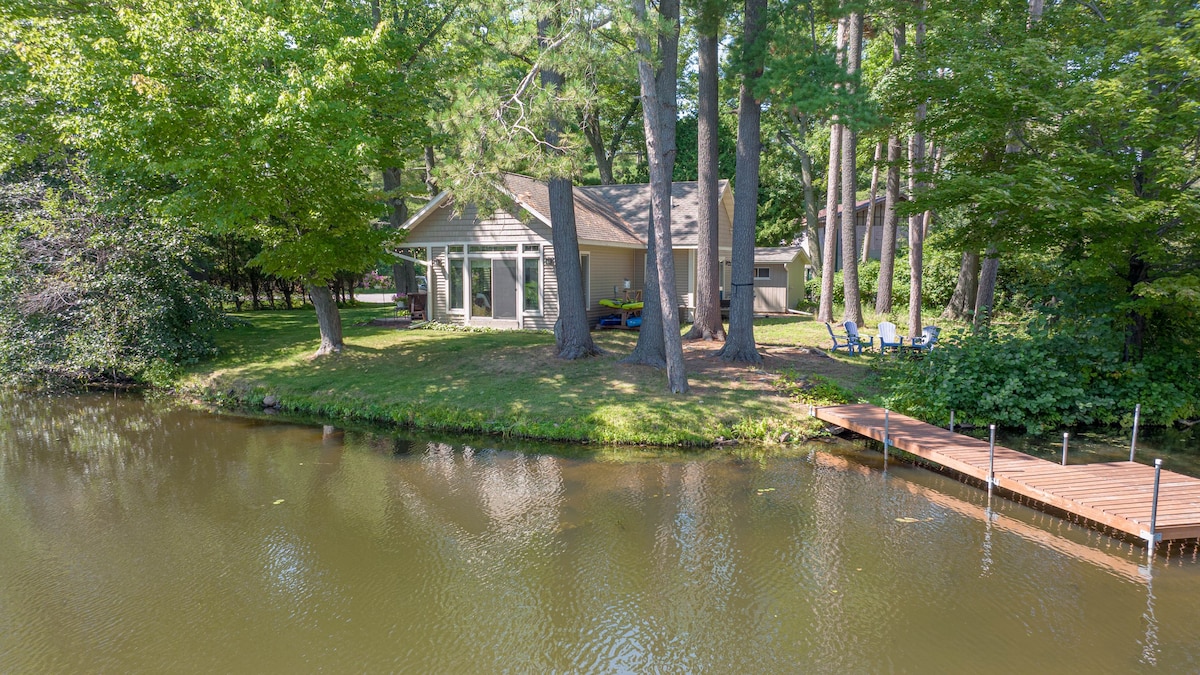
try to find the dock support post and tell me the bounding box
[1146,458,1163,546]
[949,410,955,433]
[988,425,996,490]
[1061,433,1069,466]
[883,409,890,463]
[1130,403,1141,462]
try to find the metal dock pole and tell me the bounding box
[1130,403,1141,462]
[988,425,996,490]
[883,409,890,462]
[949,410,955,433]
[1146,458,1163,546]
[1061,432,1069,466]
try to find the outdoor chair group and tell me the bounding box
[825,321,874,355]
[826,321,940,355]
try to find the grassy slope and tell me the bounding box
[181,305,883,446]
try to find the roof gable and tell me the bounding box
[403,174,733,248]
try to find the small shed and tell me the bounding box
[752,245,809,313]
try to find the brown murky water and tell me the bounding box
[2,394,1199,673]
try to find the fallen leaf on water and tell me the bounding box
[894,517,920,523]
[273,499,285,505]
[756,488,776,494]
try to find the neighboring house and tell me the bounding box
[401,174,734,329]
[750,245,809,313]
[804,196,907,271]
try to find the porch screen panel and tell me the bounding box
[470,259,492,317]
[493,259,518,320]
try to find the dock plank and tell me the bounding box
[814,404,1200,544]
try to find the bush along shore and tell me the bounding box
[175,307,861,447]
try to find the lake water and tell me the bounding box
[2,394,1199,673]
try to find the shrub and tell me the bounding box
[879,316,1200,432]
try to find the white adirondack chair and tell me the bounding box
[878,322,904,352]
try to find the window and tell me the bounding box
[448,245,464,254]
[579,253,590,307]
[523,257,540,313]
[471,244,517,253]
[754,267,771,280]
[449,259,464,310]
[470,259,492,317]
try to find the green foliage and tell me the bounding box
[0,162,223,387]
[880,317,1200,433]
[776,371,854,406]
[5,0,445,283]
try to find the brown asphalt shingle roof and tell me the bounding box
[501,173,729,247]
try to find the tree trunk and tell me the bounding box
[943,250,979,320]
[278,279,294,309]
[307,283,344,355]
[622,218,667,368]
[907,15,927,338]
[684,26,725,341]
[861,141,882,263]
[383,167,416,297]
[424,145,438,196]
[548,176,602,359]
[817,122,841,323]
[875,23,904,315]
[922,143,941,239]
[817,17,847,324]
[973,245,998,329]
[582,114,617,185]
[800,136,821,276]
[839,11,864,326]
[876,134,902,314]
[633,0,687,391]
[540,18,602,360]
[907,135,925,336]
[975,0,1042,331]
[717,0,765,365]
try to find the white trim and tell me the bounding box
[688,249,696,303]
[578,238,645,250]
[580,252,591,309]
[426,246,435,319]
[401,191,451,232]
[392,252,430,268]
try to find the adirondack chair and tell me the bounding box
[844,321,874,354]
[911,326,940,352]
[877,321,904,352]
[825,322,852,353]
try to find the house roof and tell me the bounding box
[754,245,807,264]
[404,173,731,248]
[501,174,644,247]
[813,195,889,224]
[574,180,731,248]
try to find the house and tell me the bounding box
[805,196,907,271]
[750,245,809,313]
[400,174,734,329]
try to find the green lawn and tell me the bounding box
[180,305,887,446]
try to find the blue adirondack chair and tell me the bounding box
[825,322,852,353]
[877,321,904,352]
[844,321,874,354]
[911,326,940,352]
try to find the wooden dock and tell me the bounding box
[814,404,1200,543]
